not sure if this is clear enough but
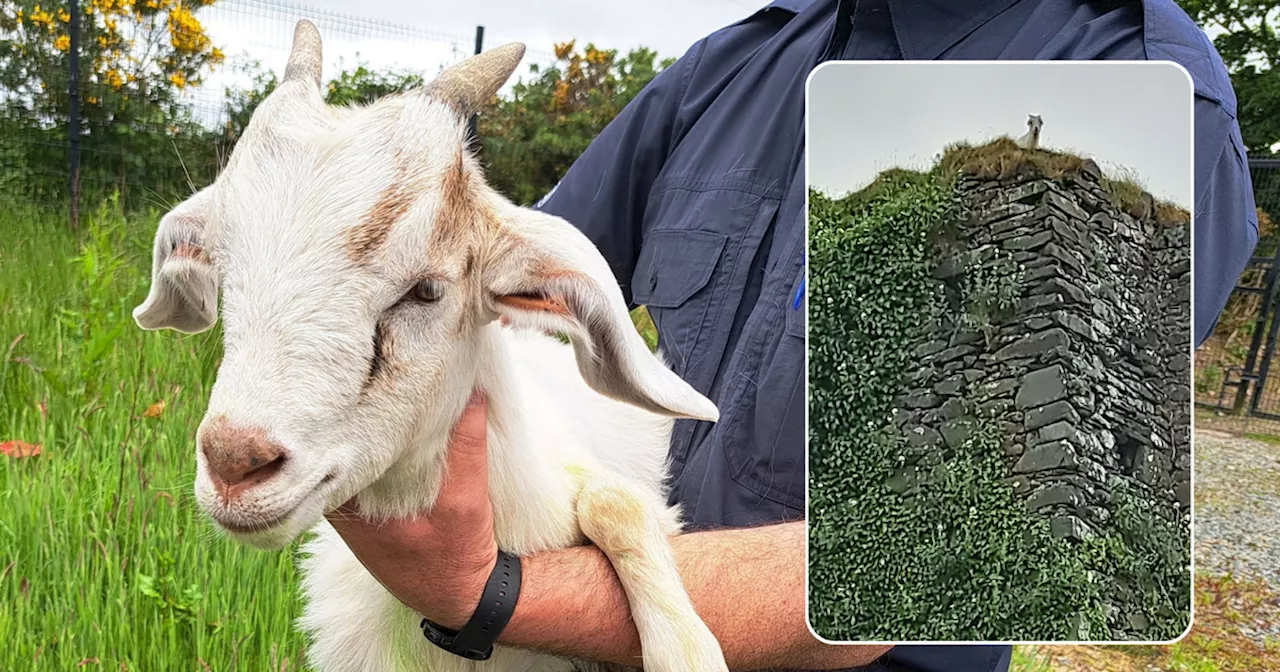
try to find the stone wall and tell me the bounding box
[890,161,1191,544]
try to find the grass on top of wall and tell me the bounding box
[937,137,1189,227]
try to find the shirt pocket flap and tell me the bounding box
[631,230,728,308]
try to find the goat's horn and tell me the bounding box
[424,43,525,117]
[283,19,323,86]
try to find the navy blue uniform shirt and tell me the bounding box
[538,1,1256,670]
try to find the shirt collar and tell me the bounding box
[762,0,816,13]
[762,0,1021,59]
[884,0,1022,59]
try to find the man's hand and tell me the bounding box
[325,391,892,669]
[325,389,498,630]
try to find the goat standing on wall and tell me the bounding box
[132,20,728,672]
[1016,114,1043,149]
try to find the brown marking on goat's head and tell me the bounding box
[428,149,482,252]
[345,158,420,263]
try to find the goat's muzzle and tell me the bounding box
[200,418,289,503]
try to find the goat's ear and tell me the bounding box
[132,190,219,334]
[484,206,719,422]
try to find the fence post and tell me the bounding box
[68,0,81,230]
[468,25,484,146]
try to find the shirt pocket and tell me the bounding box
[724,264,807,512]
[630,229,728,379]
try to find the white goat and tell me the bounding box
[1016,114,1043,150]
[133,20,727,672]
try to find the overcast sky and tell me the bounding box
[188,0,752,118]
[807,62,1194,208]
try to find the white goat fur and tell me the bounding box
[1016,114,1044,150]
[132,21,728,672]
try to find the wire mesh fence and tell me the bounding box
[0,0,558,218]
[1194,158,1280,434]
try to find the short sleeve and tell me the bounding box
[1193,98,1259,347]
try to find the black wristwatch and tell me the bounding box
[420,550,522,661]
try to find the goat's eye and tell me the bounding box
[409,279,442,304]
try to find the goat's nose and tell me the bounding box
[200,420,288,501]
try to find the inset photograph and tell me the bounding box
[806,62,1193,643]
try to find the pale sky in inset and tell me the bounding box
[807,62,1194,208]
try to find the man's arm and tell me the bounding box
[1192,96,1259,346]
[507,521,890,670]
[327,396,891,671]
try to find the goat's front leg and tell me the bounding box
[575,472,728,672]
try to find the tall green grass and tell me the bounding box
[0,201,307,671]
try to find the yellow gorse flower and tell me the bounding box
[30,6,54,28]
[167,6,211,53]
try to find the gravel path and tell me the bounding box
[1193,430,1280,644]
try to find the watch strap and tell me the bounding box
[420,550,522,661]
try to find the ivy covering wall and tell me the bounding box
[807,141,1191,641]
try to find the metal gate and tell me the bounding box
[1196,158,1280,420]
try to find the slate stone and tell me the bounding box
[913,340,948,358]
[1005,180,1051,203]
[1036,421,1078,445]
[1043,242,1084,274]
[1014,440,1077,473]
[1174,480,1191,508]
[1019,293,1064,314]
[994,328,1070,361]
[949,330,984,347]
[1080,159,1103,181]
[1053,310,1096,341]
[940,419,974,450]
[1025,401,1081,430]
[978,398,1014,418]
[1034,277,1089,304]
[981,201,1037,225]
[933,256,964,279]
[1027,484,1083,510]
[1044,189,1089,221]
[905,426,943,448]
[1022,264,1061,284]
[937,397,966,421]
[977,378,1019,399]
[934,375,966,396]
[903,391,940,410]
[935,344,978,364]
[1016,365,1067,409]
[1050,515,1092,540]
[1049,217,1081,246]
[1005,230,1053,251]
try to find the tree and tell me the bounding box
[478,41,673,205]
[1178,0,1280,153]
[0,0,226,202]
